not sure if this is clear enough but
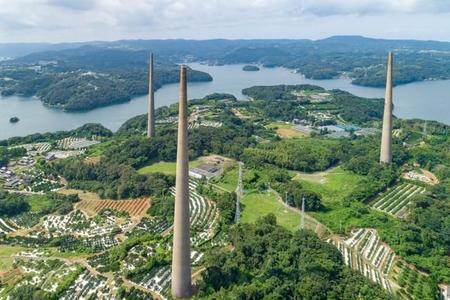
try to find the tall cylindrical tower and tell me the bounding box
[171,65,192,299]
[380,52,393,164]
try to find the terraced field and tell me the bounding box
[371,183,426,218]
[170,179,218,245]
[329,229,397,293]
[0,218,18,234]
[133,217,171,235]
[57,137,100,150]
[60,270,114,300]
[328,228,435,299]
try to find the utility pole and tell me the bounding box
[422,121,427,140]
[235,162,243,223]
[301,197,305,230]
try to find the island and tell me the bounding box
[242,65,260,71]
[9,116,19,123]
[0,48,213,111]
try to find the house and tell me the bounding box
[5,178,20,188]
[18,156,34,166]
[439,284,450,300]
[45,153,56,161]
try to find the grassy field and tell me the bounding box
[46,248,90,259]
[293,167,402,233]
[87,140,115,157]
[0,245,26,257]
[266,122,305,138]
[138,159,201,175]
[266,121,293,129]
[26,194,51,212]
[294,166,363,207]
[0,245,26,271]
[240,191,300,231]
[214,167,238,192]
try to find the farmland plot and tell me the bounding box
[42,210,132,238]
[9,212,41,228]
[14,258,82,294]
[77,198,149,217]
[59,235,119,252]
[371,183,426,218]
[135,251,204,300]
[60,270,114,300]
[14,142,52,154]
[133,217,171,235]
[57,137,100,150]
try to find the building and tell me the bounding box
[45,153,56,161]
[189,164,221,179]
[18,156,34,166]
[5,178,20,188]
[439,284,450,300]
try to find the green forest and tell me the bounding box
[0,85,448,299]
[197,218,392,299]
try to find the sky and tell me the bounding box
[1,0,450,43]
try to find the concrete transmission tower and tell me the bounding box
[234,162,243,223]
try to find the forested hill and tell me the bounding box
[2,35,450,86]
[0,47,212,111]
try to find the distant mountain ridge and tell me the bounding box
[2,35,450,58]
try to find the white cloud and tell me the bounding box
[299,0,450,15]
[0,0,449,42]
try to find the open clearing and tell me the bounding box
[240,191,300,231]
[266,122,305,138]
[276,128,306,138]
[26,194,52,212]
[294,166,363,206]
[138,159,201,175]
[266,122,292,129]
[0,245,26,271]
[213,167,238,192]
[59,188,104,201]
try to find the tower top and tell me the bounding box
[380,52,394,164]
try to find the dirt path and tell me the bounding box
[292,165,340,184]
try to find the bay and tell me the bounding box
[0,63,449,140]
